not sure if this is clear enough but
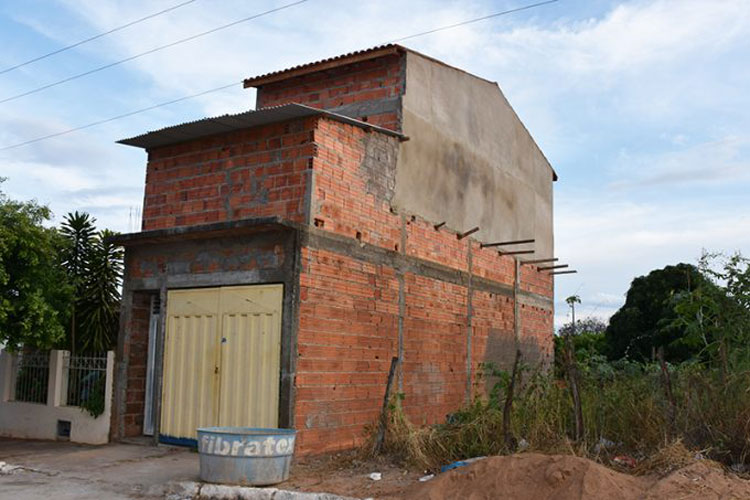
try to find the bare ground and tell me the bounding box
[3,438,750,499]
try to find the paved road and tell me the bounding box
[0,438,199,499]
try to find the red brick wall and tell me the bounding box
[520,302,555,369]
[402,273,468,425]
[141,118,316,230]
[256,54,405,131]
[404,216,468,271]
[471,240,516,287]
[470,290,515,395]
[296,247,400,453]
[312,119,402,250]
[520,261,554,296]
[122,292,151,437]
[294,119,554,454]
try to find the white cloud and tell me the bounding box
[2,0,749,330]
[609,136,750,189]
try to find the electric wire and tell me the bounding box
[0,0,198,76]
[0,0,558,152]
[389,0,557,43]
[0,0,309,104]
[0,82,239,151]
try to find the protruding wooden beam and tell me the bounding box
[550,270,577,275]
[433,221,446,230]
[539,264,568,271]
[522,257,558,265]
[480,238,535,248]
[498,249,534,256]
[457,227,479,240]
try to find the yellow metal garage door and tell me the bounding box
[160,285,283,444]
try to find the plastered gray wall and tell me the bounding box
[394,52,554,258]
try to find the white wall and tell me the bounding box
[0,350,114,445]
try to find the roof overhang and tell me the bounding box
[108,217,298,247]
[117,103,406,150]
[242,44,404,88]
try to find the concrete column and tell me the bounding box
[47,350,66,407]
[514,259,520,343]
[0,350,15,402]
[104,351,115,415]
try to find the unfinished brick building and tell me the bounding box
[112,45,556,454]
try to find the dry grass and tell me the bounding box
[366,364,750,475]
[633,439,720,476]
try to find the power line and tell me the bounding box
[389,0,558,43]
[0,0,309,105]
[0,82,240,151]
[0,0,198,76]
[0,0,557,151]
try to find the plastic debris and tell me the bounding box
[612,455,637,468]
[730,463,748,474]
[594,437,616,453]
[0,462,20,475]
[440,456,487,473]
[518,438,529,451]
[368,472,382,481]
[419,474,435,482]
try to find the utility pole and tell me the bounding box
[570,296,577,333]
[565,295,584,441]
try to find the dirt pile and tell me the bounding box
[399,453,750,500]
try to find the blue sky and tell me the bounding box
[1,0,748,327]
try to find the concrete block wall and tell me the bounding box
[255,53,405,131]
[141,118,317,230]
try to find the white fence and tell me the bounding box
[0,349,114,445]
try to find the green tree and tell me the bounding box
[78,229,123,352]
[59,211,96,354]
[554,318,607,376]
[670,252,750,373]
[558,317,606,337]
[605,263,708,362]
[0,182,72,350]
[59,213,122,353]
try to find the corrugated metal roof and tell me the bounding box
[242,44,404,88]
[117,103,405,149]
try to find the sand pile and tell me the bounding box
[400,453,750,500]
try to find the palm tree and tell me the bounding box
[78,230,123,353]
[60,212,96,354]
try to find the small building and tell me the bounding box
[112,45,556,455]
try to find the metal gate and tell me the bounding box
[159,284,283,445]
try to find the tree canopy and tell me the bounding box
[0,182,72,350]
[0,184,122,352]
[605,263,712,362]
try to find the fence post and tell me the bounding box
[48,350,66,407]
[0,351,14,402]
